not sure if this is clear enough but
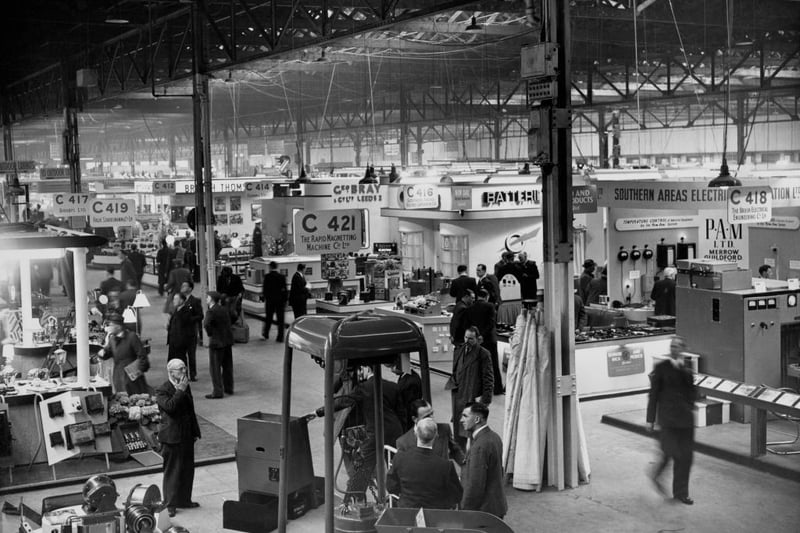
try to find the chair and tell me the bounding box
[766,387,800,456]
[384,444,399,508]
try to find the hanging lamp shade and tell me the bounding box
[359,165,377,185]
[708,159,741,187]
[132,290,150,309]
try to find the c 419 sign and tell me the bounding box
[727,186,772,224]
[90,199,136,227]
[294,209,363,254]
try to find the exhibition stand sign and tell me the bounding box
[89,198,136,227]
[294,209,364,254]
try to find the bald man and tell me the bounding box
[156,359,201,517]
[386,417,462,509]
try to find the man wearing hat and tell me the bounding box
[578,259,597,304]
[98,313,150,394]
[155,359,201,517]
[203,291,235,399]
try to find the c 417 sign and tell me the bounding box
[727,186,772,224]
[294,209,362,254]
[53,193,95,216]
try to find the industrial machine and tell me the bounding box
[277,312,433,533]
[676,259,751,291]
[677,285,800,420]
[20,475,174,533]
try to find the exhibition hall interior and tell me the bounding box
[1,1,799,532]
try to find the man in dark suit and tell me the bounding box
[395,399,465,465]
[181,281,204,379]
[203,291,235,399]
[99,268,123,296]
[167,293,198,375]
[262,261,288,342]
[449,264,477,303]
[469,289,503,395]
[449,289,474,347]
[389,359,422,432]
[476,263,501,308]
[446,326,494,449]
[118,249,138,289]
[155,359,201,518]
[459,402,507,518]
[515,251,540,301]
[289,263,310,319]
[647,336,697,505]
[127,244,147,287]
[578,259,596,304]
[386,418,463,510]
[650,267,677,316]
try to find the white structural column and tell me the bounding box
[70,247,90,388]
[19,257,34,346]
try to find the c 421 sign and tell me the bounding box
[89,198,136,227]
[294,209,363,254]
[727,186,772,224]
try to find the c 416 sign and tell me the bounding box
[294,209,362,254]
[727,186,772,224]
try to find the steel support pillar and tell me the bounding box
[736,94,746,166]
[2,114,18,222]
[415,126,424,165]
[64,107,81,194]
[168,132,176,175]
[597,109,608,168]
[534,0,579,491]
[611,110,620,168]
[192,1,214,295]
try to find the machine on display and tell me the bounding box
[15,475,179,533]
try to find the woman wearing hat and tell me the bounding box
[98,313,151,394]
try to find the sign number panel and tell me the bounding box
[294,209,363,254]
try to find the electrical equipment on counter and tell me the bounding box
[39,390,113,466]
[676,238,696,261]
[676,285,800,421]
[656,242,676,268]
[32,476,173,533]
[676,259,751,291]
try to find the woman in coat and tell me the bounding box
[99,313,151,394]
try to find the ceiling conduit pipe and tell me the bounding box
[149,0,193,98]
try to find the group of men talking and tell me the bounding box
[386,400,508,518]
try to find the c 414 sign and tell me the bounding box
[294,209,362,254]
[727,186,772,224]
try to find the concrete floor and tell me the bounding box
[3,274,800,532]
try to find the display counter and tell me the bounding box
[0,377,112,466]
[314,299,381,314]
[373,305,453,367]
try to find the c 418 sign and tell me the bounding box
[294,209,363,254]
[727,186,772,224]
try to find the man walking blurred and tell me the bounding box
[647,336,697,505]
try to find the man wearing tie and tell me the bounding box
[155,359,201,517]
[459,402,507,518]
